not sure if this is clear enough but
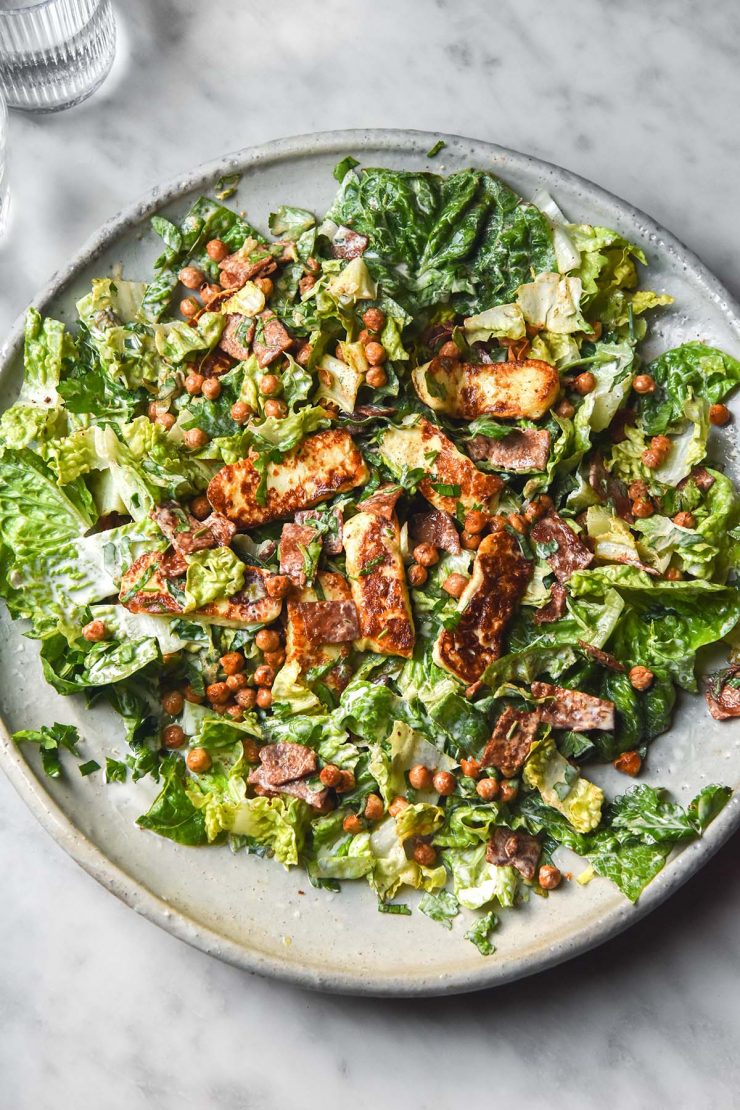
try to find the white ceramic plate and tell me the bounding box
[1,130,739,996]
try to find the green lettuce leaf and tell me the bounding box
[639,343,740,435]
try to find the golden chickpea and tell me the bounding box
[206,681,230,704]
[573,371,596,395]
[499,780,519,803]
[156,412,176,431]
[709,403,731,426]
[364,793,384,821]
[337,770,356,794]
[460,758,480,779]
[183,427,209,450]
[461,531,482,550]
[162,724,185,749]
[178,266,205,289]
[438,340,460,360]
[82,619,107,643]
[364,341,386,366]
[259,374,281,397]
[299,274,316,295]
[613,750,642,776]
[651,434,672,460]
[488,515,507,532]
[632,498,654,519]
[413,542,439,567]
[366,366,388,389]
[253,664,275,687]
[263,649,286,669]
[388,796,410,817]
[642,448,662,470]
[442,573,469,599]
[256,688,273,709]
[205,239,229,262]
[190,495,211,520]
[255,276,274,298]
[235,688,257,710]
[184,371,205,395]
[296,343,312,367]
[220,651,245,675]
[433,770,456,796]
[463,510,487,535]
[242,738,261,762]
[187,747,212,773]
[264,399,287,419]
[161,690,184,716]
[539,865,562,890]
[226,673,249,692]
[225,705,244,721]
[200,282,222,302]
[628,480,649,501]
[407,563,428,587]
[320,764,343,788]
[408,764,434,790]
[664,567,684,581]
[230,401,251,424]
[265,575,292,599]
[555,399,575,419]
[507,513,527,534]
[179,297,199,319]
[183,684,204,705]
[362,307,386,333]
[632,374,656,395]
[672,511,696,529]
[629,665,654,691]
[255,629,281,653]
[342,814,364,835]
[476,777,500,801]
[412,842,437,867]
[201,378,221,401]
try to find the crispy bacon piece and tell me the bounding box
[467,429,551,472]
[705,666,740,720]
[577,639,625,673]
[358,484,403,520]
[247,742,327,808]
[530,681,615,731]
[588,454,632,520]
[279,522,320,586]
[218,240,276,288]
[481,708,540,778]
[253,311,293,367]
[250,775,328,808]
[409,508,461,555]
[332,226,369,259]
[434,530,531,684]
[534,582,567,625]
[295,506,344,554]
[219,313,255,361]
[291,600,360,644]
[486,827,542,881]
[286,571,353,693]
[150,501,235,555]
[530,511,593,583]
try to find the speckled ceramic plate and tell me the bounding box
[1,130,739,996]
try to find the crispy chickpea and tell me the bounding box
[665,566,684,581]
[206,681,230,705]
[632,498,654,519]
[253,664,275,687]
[82,619,107,643]
[255,628,281,653]
[299,274,316,295]
[184,371,205,395]
[523,501,543,525]
[673,511,696,529]
[156,412,176,431]
[242,737,261,762]
[442,573,469,599]
[433,770,456,796]
[178,266,205,289]
[461,531,482,551]
[230,401,251,424]
[488,515,507,533]
[613,750,642,776]
[407,563,428,587]
[364,793,384,821]
[460,758,480,779]
[255,688,272,709]
[709,403,731,426]
[337,770,356,793]
[235,687,257,710]
[183,684,204,705]
[507,513,527,534]
[259,373,281,397]
[476,777,500,801]
[161,690,184,717]
[573,371,596,395]
[179,297,200,319]
[264,399,287,419]
[295,343,312,367]
[413,842,437,867]
[438,340,460,360]
[205,239,228,262]
[183,427,209,450]
[226,673,249,692]
[408,764,434,791]
[255,276,274,298]
[225,705,244,722]
[220,651,245,676]
[642,448,662,470]
[539,865,562,890]
[201,377,221,401]
[263,649,286,669]
[555,399,576,419]
[364,341,386,366]
[187,747,212,774]
[388,796,410,817]
[499,780,519,803]
[320,764,343,788]
[162,724,185,749]
[342,814,364,835]
[201,282,222,302]
[629,665,655,691]
[651,434,672,459]
[463,510,487,535]
[362,307,386,333]
[632,373,656,395]
[356,329,372,347]
[366,366,388,389]
[628,479,650,501]
[413,543,439,568]
[190,494,211,520]
[265,574,292,599]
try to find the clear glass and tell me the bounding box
[0,0,115,113]
[0,87,7,233]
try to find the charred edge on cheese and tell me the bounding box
[412,357,560,420]
[343,506,415,659]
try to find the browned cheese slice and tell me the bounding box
[285,571,353,693]
[412,357,559,420]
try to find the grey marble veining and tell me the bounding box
[1,0,740,1106]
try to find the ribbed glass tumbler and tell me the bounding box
[0,0,115,112]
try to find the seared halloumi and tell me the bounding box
[285,571,353,692]
[379,418,502,515]
[412,357,559,420]
[120,551,282,628]
[434,530,532,683]
[207,429,368,529]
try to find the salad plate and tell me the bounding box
[0,129,739,996]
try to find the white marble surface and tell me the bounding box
[1,1,740,1106]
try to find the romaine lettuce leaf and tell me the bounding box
[523,738,604,833]
[639,343,740,435]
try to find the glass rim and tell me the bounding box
[0,0,101,15]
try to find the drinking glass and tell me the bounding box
[0,87,7,232]
[0,0,116,112]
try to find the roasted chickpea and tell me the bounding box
[442,573,469,599]
[337,770,356,794]
[673,511,696,529]
[412,842,437,867]
[613,750,642,776]
[162,724,185,749]
[413,543,439,567]
[388,796,410,817]
[225,705,244,722]
[632,374,656,395]
[263,649,286,669]
[629,665,655,691]
[709,403,731,426]
[651,435,673,459]
[366,366,388,389]
[161,690,184,717]
[461,531,482,550]
[488,515,507,533]
[264,399,287,419]
[242,737,261,762]
[259,374,281,397]
[183,684,204,705]
[407,563,428,587]
[179,296,200,319]
[190,494,211,520]
[463,510,487,534]
[186,747,212,773]
[255,276,274,298]
[433,770,456,796]
[265,574,292,599]
[499,780,519,803]
[628,480,650,501]
[460,758,480,779]
[220,651,245,676]
[183,427,209,450]
[507,513,527,534]
[573,371,596,395]
[342,814,364,835]
[631,498,654,519]
[319,764,343,788]
[555,399,576,419]
[438,340,460,360]
[156,412,176,431]
[255,629,281,653]
[642,448,662,470]
[200,282,222,302]
[253,664,275,687]
[364,341,386,366]
[226,673,249,692]
[539,865,562,890]
[230,401,251,424]
[362,307,386,333]
[299,274,316,295]
[408,764,434,790]
[184,371,205,395]
[205,239,229,262]
[178,266,205,289]
[664,566,684,581]
[201,377,221,401]
[82,619,107,643]
[476,777,500,801]
[255,688,273,709]
[235,688,257,710]
[206,681,230,704]
[364,793,384,821]
[295,343,312,367]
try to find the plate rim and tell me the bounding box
[1,127,739,997]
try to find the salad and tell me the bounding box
[3,155,740,955]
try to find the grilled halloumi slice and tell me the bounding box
[120,551,282,628]
[379,418,502,515]
[285,571,353,692]
[412,356,559,420]
[207,429,368,529]
[343,500,415,659]
[433,530,532,684]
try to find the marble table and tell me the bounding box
[2,1,739,1106]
